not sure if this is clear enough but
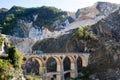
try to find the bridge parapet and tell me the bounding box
[25,53,89,59]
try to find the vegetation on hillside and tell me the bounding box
[0,59,13,80]
[24,75,42,80]
[0,46,24,79]
[0,6,67,35]
[75,25,95,40]
[8,46,24,68]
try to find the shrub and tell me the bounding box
[0,59,13,80]
[76,27,84,38]
[5,14,15,22]
[0,59,11,71]
[8,46,24,68]
[75,26,94,40]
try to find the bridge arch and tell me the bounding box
[79,55,87,67]
[46,56,61,80]
[63,56,76,79]
[24,57,44,75]
[77,56,82,73]
[63,56,75,70]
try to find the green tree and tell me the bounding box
[76,27,84,38]
[8,46,24,68]
[84,30,94,39]
[5,14,15,22]
[75,26,94,40]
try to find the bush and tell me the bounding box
[5,14,15,22]
[0,59,11,71]
[76,27,84,38]
[8,46,24,68]
[0,59,13,80]
[75,26,94,40]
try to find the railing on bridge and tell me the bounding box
[64,70,74,74]
[25,52,89,56]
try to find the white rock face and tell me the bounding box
[18,20,33,37]
[0,42,5,54]
[29,27,42,41]
[7,36,35,54]
[64,19,69,25]
[42,28,53,38]
[6,27,55,54]
[55,2,119,36]
[29,27,54,41]
[20,2,118,39]
[33,14,38,21]
[16,38,34,53]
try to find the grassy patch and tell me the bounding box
[24,75,42,80]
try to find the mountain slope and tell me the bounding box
[54,2,119,38]
[33,2,120,53]
[0,6,68,38]
[0,2,119,53]
[33,7,120,80]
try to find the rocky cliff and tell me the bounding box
[0,2,119,54]
[0,6,69,38]
[33,2,120,53]
[0,8,8,21]
[88,8,120,79]
[33,7,120,79]
[0,6,73,53]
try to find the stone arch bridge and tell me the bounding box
[23,53,90,80]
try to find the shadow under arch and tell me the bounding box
[46,56,61,72]
[63,56,75,79]
[77,56,82,73]
[24,57,44,75]
[46,56,61,80]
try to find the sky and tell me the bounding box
[0,0,119,12]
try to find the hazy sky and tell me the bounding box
[0,0,119,11]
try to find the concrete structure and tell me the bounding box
[24,53,90,80]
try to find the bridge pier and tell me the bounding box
[70,61,78,78]
[74,61,78,77]
[43,66,47,80]
[39,66,44,75]
[56,74,61,80]
[60,63,64,80]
